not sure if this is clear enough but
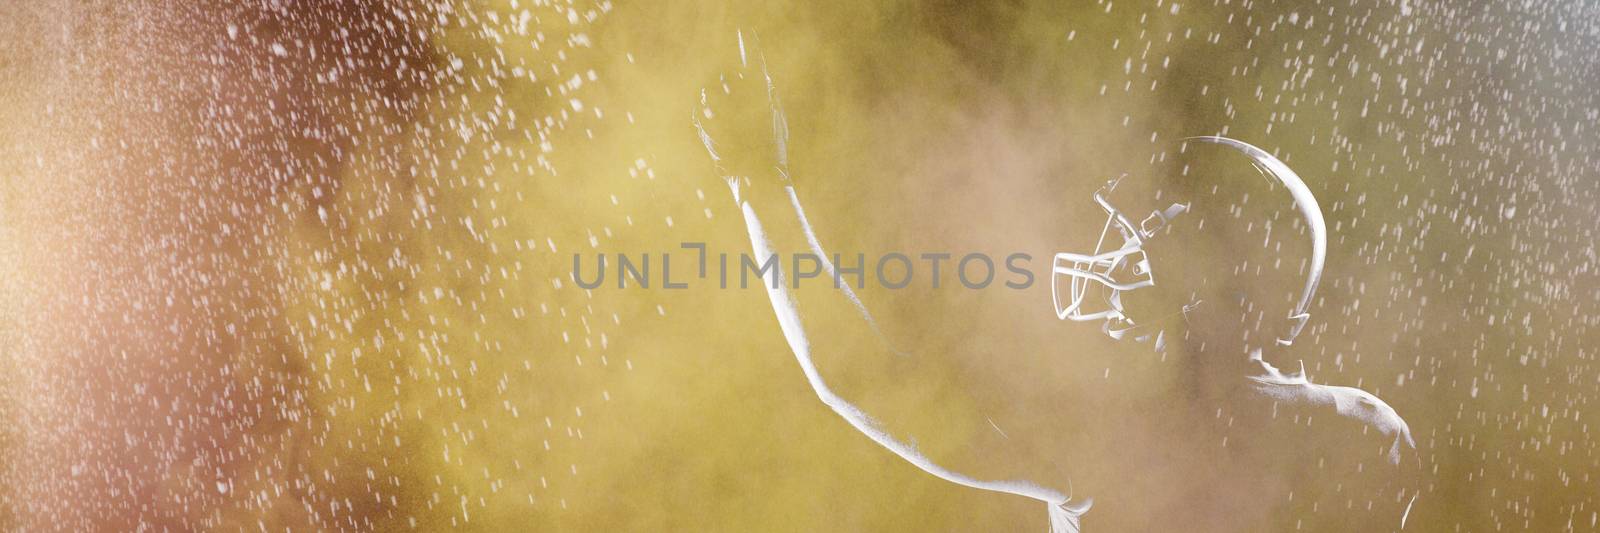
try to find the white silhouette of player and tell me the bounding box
[694,31,1416,532]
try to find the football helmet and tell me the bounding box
[1053,136,1326,346]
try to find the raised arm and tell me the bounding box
[693,31,1087,530]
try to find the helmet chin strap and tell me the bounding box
[1102,300,1202,352]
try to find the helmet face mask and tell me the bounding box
[1053,178,1189,339]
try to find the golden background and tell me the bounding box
[2,0,1596,530]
